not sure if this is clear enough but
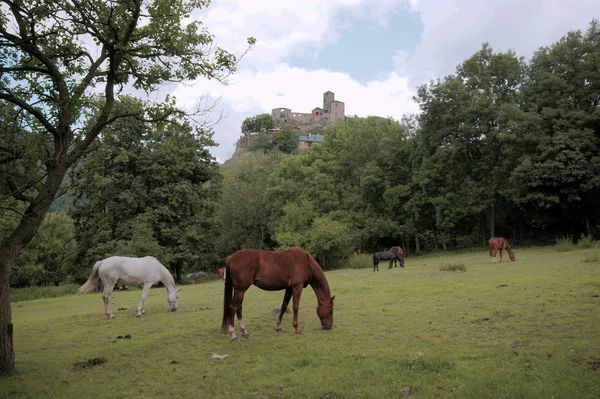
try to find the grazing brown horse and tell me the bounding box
[373,246,405,271]
[390,246,404,268]
[218,267,225,283]
[489,237,515,263]
[221,248,335,340]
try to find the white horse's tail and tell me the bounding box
[77,261,103,295]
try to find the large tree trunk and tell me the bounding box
[0,253,15,374]
[414,233,420,254]
[0,165,67,374]
[490,200,496,239]
[480,212,487,246]
[175,263,182,285]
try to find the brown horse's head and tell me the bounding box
[508,250,516,262]
[317,295,335,330]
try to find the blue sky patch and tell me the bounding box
[289,8,422,83]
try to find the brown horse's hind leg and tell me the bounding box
[228,290,245,340]
[236,301,249,338]
[291,286,303,334]
[276,288,293,331]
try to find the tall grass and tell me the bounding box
[11,283,80,302]
[581,253,600,263]
[577,234,597,249]
[439,263,466,272]
[555,236,574,252]
[337,253,372,269]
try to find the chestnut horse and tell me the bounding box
[372,246,404,271]
[218,267,225,283]
[221,248,335,340]
[489,237,515,263]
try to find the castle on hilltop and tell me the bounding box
[270,91,345,133]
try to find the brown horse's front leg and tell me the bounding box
[291,286,303,334]
[276,288,293,331]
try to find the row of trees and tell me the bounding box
[218,20,600,264]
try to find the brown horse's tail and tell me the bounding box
[221,260,233,333]
[77,261,102,295]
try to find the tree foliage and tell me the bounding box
[71,116,221,282]
[241,113,275,133]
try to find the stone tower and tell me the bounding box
[323,91,335,111]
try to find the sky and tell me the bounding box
[168,0,600,162]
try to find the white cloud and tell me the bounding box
[168,0,600,162]
[171,65,418,162]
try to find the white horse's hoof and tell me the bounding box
[136,313,143,317]
[242,331,250,338]
[230,335,238,341]
[108,315,115,320]
[275,326,282,331]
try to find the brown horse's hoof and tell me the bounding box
[230,335,238,341]
[242,331,250,338]
[108,314,115,319]
[275,326,282,332]
[295,329,303,334]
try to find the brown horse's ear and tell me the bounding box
[331,295,336,302]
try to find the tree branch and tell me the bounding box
[6,176,34,203]
[0,92,60,138]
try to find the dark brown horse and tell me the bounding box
[221,248,335,340]
[489,237,515,263]
[373,246,404,271]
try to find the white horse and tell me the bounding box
[78,256,180,319]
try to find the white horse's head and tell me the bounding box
[167,288,181,311]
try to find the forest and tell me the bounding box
[2,20,599,288]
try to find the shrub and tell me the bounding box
[577,234,596,249]
[581,253,600,263]
[338,253,373,269]
[555,236,574,252]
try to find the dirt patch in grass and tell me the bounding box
[72,357,106,371]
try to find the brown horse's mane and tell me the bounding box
[305,251,331,298]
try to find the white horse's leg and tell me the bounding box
[137,282,153,317]
[102,282,116,319]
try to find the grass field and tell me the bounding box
[2,246,600,398]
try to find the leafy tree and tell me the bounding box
[241,113,275,133]
[510,20,600,236]
[216,151,282,256]
[414,44,526,244]
[1,206,76,288]
[71,117,222,283]
[0,0,253,373]
[272,125,298,153]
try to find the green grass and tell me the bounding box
[439,263,466,272]
[3,246,600,398]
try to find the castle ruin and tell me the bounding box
[271,91,345,133]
